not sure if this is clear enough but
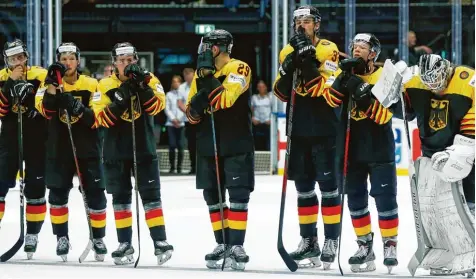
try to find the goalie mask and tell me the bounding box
[111,42,138,65]
[3,39,29,68]
[197,29,233,57]
[419,54,451,93]
[56,42,80,61]
[292,5,321,35]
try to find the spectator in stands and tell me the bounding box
[177,67,196,174]
[103,64,114,78]
[394,30,432,66]
[251,80,272,151]
[165,75,185,174]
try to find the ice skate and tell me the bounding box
[320,238,338,270]
[349,232,376,272]
[24,234,38,260]
[289,236,322,268]
[154,240,173,265]
[205,243,231,269]
[93,238,107,262]
[56,236,71,262]
[111,242,134,265]
[229,245,249,271]
[383,237,398,273]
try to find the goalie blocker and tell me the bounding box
[375,55,475,276]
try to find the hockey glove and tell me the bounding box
[197,49,215,78]
[124,64,151,88]
[113,82,133,109]
[189,88,210,118]
[196,75,224,109]
[431,134,475,182]
[301,54,321,86]
[289,27,315,64]
[45,62,67,87]
[58,93,85,117]
[339,57,366,74]
[346,74,372,109]
[279,53,296,78]
[11,81,34,105]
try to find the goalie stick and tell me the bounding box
[55,71,95,263]
[0,95,25,262]
[276,70,299,272]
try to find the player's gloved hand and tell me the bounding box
[59,93,85,117]
[45,62,67,87]
[290,27,315,64]
[124,64,151,88]
[339,57,366,74]
[189,88,210,117]
[431,134,475,182]
[197,49,215,78]
[279,53,296,78]
[11,81,33,104]
[196,75,224,109]
[346,74,372,108]
[113,82,133,109]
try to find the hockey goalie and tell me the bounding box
[373,54,475,277]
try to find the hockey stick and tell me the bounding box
[0,96,25,262]
[337,72,353,276]
[209,108,228,271]
[276,70,299,272]
[55,71,95,263]
[131,96,141,268]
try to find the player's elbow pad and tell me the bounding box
[274,74,293,102]
[196,75,222,92]
[186,105,202,124]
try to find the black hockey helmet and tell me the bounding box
[349,33,381,62]
[197,29,233,55]
[111,42,138,64]
[3,38,29,67]
[56,42,80,61]
[292,5,321,34]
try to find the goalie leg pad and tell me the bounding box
[413,157,475,274]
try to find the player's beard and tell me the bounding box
[64,68,76,77]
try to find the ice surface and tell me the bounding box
[0,175,466,278]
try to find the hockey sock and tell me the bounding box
[50,204,69,237]
[26,198,47,234]
[228,202,248,246]
[143,201,166,241]
[113,203,132,243]
[0,196,4,223]
[86,189,107,239]
[208,202,229,244]
[349,206,372,237]
[320,188,342,239]
[375,196,399,239]
[297,190,319,237]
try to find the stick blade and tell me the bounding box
[78,240,94,263]
[277,245,298,272]
[0,238,24,262]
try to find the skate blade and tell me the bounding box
[231,260,247,271]
[113,254,134,265]
[387,266,394,274]
[60,255,68,262]
[350,261,376,273]
[94,253,105,262]
[26,252,34,260]
[295,256,322,268]
[156,250,173,265]
[323,262,333,270]
[206,258,232,269]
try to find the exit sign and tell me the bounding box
[195,24,215,35]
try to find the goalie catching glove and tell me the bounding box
[431,134,475,182]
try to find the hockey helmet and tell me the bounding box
[349,33,381,62]
[197,29,233,55]
[3,38,29,67]
[419,54,451,92]
[56,42,80,61]
[111,42,138,64]
[292,5,321,34]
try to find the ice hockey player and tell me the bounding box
[0,39,48,259]
[329,33,399,273]
[273,5,342,269]
[35,42,107,262]
[92,42,173,265]
[185,29,254,271]
[391,54,474,277]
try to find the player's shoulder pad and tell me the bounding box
[279,44,294,64]
[0,68,8,81]
[316,39,339,65]
[318,39,338,50]
[453,66,475,87]
[359,67,383,85]
[98,75,119,94]
[79,75,99,93]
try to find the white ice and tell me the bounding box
[0,175,466,278]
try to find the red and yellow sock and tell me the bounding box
[26,198,47,234]
[228,202,248,246]
[350,207,372,237]
[297,190,318,237]
[50,204,69,236]
[0,197,5,222]
[113,204,132,243]
[208,203,229,244]
[144,201,166,241]
[378,209,399,238]
[90,208,106,239]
